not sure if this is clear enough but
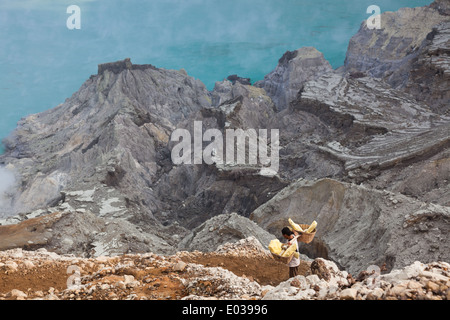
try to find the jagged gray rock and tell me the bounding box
[0,58,288,255]
[250,178,450,276]
[430,0,450,16]
[295,71,450,177]
[2,59,211,218]
[403,21,450,114]
[344,2,450,114]
[177,212,275,252]
[254,47,332,111]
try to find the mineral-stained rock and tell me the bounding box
[311,258,331,281]
[0,209,177,257]
[0,211,63,251]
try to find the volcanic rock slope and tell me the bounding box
[0,1,449,276]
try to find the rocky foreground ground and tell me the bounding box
[0,1,449,302]
[0,0,449,282]
[0,237,448,300]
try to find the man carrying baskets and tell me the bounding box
[268,219,317,278]
[281,227,300,278]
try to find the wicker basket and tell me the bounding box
[271,252,294,264]
[296,224,317,244]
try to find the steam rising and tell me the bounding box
[0,166,17,218]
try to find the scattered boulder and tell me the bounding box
[311,258,331,281]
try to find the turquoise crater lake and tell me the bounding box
[0,0,432,153]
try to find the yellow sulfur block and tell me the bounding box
[268,239,283,255]
[305,221,317,233]
[281,241,297,257]
[288,218,304,232]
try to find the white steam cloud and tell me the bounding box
[0,166,17,218]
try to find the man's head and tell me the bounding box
[281,227,294,239]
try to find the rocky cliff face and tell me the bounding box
[0,59,288,257]
[250,178,450,275]
[344,2,450,114]
[0,0,449,285]
[254,47,332,111]
[404,21,450,114]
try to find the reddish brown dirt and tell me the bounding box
[0,256,187,300]
[0,212,62,251]
[0,261,71,294]
[0,253,311,300]
[181,255,311,286]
